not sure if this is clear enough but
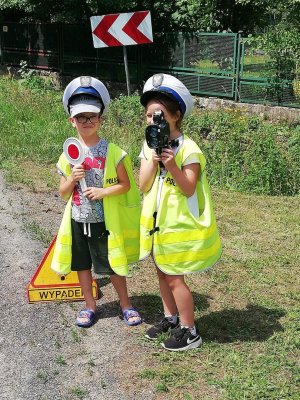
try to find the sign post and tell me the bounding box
[90,11,153,95]
[123,46,130,95]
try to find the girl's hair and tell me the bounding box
[145,92,183,127]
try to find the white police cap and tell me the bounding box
[63,76,110,116]
[140,73,194,117]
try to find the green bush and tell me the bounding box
[102,94,145,166]
[184,110,300,196]
[0,76,299,196]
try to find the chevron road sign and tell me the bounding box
[90,11,153,48]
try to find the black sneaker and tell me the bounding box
[162,326,202,351]
[145,317,179,340]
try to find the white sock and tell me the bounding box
[181,325,197,336]
[165,314,178,324]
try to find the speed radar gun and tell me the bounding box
[145,110,170,155]
[63,137,87,191]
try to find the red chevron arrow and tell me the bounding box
[92,14,123,47]
[122,11,152,44]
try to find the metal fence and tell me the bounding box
[238,40,300,108]
[1,22,299,108]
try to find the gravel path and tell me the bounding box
[0,172,153,400]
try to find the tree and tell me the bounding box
[236,0,300,28]
[1,0,299,35]
[0,0,272,33]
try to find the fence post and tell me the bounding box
[234,33,242,102]
[58,23,64,75]
[0,24,2,65]
[182,34,186,68]
[138,45,144,87]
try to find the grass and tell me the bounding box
[24,220,54,245]
[69,387,89,399]
[192,59,227,72]
[192,54,272,77]
[0,76,299,196]
[193,53,283,80]
[1,75,299,399]
[55,355,67,366]
[36,370,49,383]
[242,54,273,78]
[127,184,299,397]
[127,190,299,399]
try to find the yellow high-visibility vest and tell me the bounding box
[51,142,141,276]
[140,135,222,274]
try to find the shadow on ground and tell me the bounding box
[94,293,163,323]
[199,303,285,343]
[92,292,165,324]
[93,283,285,344]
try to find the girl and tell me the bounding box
[139,73,222,351]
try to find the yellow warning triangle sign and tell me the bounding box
[27,237,99,303]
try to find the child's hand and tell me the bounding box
[160,148,176,170]
[152,149,161,165]
[71,164,85,182]
[84,187,105,200]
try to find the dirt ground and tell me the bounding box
[0,171,154,400]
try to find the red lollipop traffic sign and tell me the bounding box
[63,137,87,191]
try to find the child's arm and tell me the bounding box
[139,150,160,193]
[59,164,85,200]
[84,160,130,201]
[161,148,200,197]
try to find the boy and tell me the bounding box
[51,76,142,328]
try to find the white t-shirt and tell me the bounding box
[139,135,200,218]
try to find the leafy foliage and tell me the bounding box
[236,0,300,27]
[0,0,296,34]
[244,23,300,103]
[183,109,300,196]
[247,24,300,80]
[1,74,299,196]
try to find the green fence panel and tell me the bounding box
[0,23,238,97]
[238,40,300,108]
[140,32,238,98]
[1,22,299,108]
[239,79,300,108]
[1,22,60,70]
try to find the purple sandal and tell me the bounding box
[121,307,142,326]
[75,308,95,328]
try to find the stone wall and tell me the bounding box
[194,97,300,124]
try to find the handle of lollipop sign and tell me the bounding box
[63,138,87,191]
